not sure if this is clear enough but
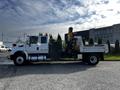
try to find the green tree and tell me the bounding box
[89,38,94,45]
[49,34,57,60]
[49,34,54,44]
[57,34,62,46]
[39,33,42,36]
[56,34,62,58]
[106,40,111,53]
[98,38,102,45]
[115,40,119,54]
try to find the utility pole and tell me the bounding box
[1,32,3,41]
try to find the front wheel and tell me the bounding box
[87,54,99,65]
[14,55,26,66]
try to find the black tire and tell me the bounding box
[82,53,88,63]
[87,54,99,65]
[13,54,26,66]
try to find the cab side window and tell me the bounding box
[29,36,38,44]
[41,36,47,44]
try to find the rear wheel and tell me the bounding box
[14,54,26,66]
[87,54,99,65]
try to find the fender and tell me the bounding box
[23,51,29,60]
[14,51,29,60]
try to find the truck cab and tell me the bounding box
[25,35,49,54]
[10,35,49,65]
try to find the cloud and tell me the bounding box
[0,0,120,41]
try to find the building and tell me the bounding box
[89,24,120,44]
[89,26,113,43]
[65,24,120,44]
[73,30,89,40]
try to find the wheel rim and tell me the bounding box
[16,56,24,64]
[90,56,97,64]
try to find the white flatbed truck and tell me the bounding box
[9,35,108,66]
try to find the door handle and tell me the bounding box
[36,47,39,50]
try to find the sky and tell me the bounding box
[0,0,120,42]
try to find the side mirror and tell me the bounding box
[12,44,16,47]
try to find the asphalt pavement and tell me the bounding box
[0,52,120,90]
